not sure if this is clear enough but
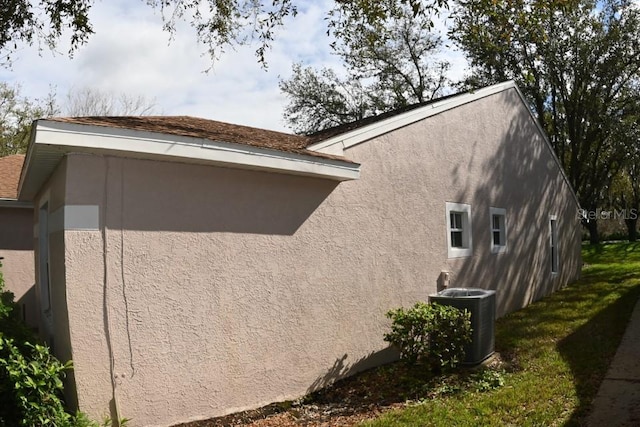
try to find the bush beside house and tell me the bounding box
[384,302,472,371]
[0,263,113,427]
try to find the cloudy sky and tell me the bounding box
[0,1,468,132]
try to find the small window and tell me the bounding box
[550,216,559,274]
[446,202,472,258]
[490,207,507,254]
[450,212,464,247]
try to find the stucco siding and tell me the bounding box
[33,158,78,407]
[52,87,581,426]
[61,154,399,425]
[342,88,581,315]
[0,207,36,327]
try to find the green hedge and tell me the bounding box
[0,263,76,426]
[384,301,472,371]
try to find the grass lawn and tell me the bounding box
[361,241,640,426]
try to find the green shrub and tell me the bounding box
[0,262,85,427]
[0,337,73,426]
[384,301,472,371]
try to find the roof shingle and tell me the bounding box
[46,116,349,161]
[0,154,25,199]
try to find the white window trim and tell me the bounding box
[550,215,559,275]
[490,207,507,254]
[446,202,473,258]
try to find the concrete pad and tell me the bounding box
[588,379,640,427]
[588,297,640,426]
[606,300,640,381]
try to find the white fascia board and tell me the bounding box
[308,81,518,154]
[34,121,360,182]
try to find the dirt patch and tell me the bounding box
[175,354,508,427]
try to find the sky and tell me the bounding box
[0,1,469,133]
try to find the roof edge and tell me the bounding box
[509,85,581,209]
[306,80,581,209]
[307,81,518,154]
[18,120,360,201]
[0,198,33,208]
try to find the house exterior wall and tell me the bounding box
[342,88,582,315]
[0,206,36,327]
[33,158,79,408]
[43,88,581,426]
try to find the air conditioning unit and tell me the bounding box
[429,288,496,365]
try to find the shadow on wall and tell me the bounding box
[448,90,581,316]
[0,208,33,251]
[306,347,399,395]
[106,159,340,236]
[16,285,37,328]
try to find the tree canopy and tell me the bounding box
[451,0,640,242]
[0,83,57,156]
[0,0,93,67]
[1,0,448,68]
[0,85,158,156]
[279,4,450,134]
[64,87,158,116]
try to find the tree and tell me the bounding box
[279,65,372,134]
[279,4,450,134]
[450,0,640,244]
[64,87,158,116]
[0,84,159,157]
[0,0,93,67]
[0,83,57,156]
[0,1,448,68]
[607,108,640,241]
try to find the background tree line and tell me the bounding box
[0,84,157,156]
[278,0,640,244]
[2,0,640,243]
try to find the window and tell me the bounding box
[446,202,472,258]
[550,216,559,274]
[490,207,507,254]
[38,202,51,311]
[450,212,464,247]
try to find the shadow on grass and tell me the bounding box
[558,281,640,426]
[494,282,621,357]
[582,242,640,265]
[491,260,640,426]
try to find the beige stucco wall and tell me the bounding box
[43,88,581,426]
[342,88,582,315]
[33,158,79,408]
[0,206,36,327]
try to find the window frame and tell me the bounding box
[550,215,559,274]
[446,202,473,258]
[490,207,507,254]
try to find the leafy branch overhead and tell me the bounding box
[0,0,93,67]
[280,3,451,134]
[0,83,57,156]
[0,0,449,68]
[451,0,640,243]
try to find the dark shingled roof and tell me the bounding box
[39,91,470,168]
[0,154,25,199]
[305,91,467,144]
[46,116,349,162]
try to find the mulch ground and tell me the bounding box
[174,354,507,427]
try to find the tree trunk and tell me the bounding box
[626,217,638,242]
[587,220,600,244]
